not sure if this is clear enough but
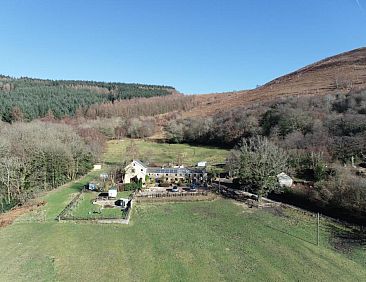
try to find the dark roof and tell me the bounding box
[147,167,190,174]
[132,160,206,174]
[147,167,206,174]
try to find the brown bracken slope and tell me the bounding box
[184,47,366,117]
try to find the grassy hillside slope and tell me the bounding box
[0,141,365,281]
[104,139,229,166]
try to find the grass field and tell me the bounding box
[0,141,365,281]
[104,139,229,167]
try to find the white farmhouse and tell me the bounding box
[123,160,207,185]
[124,160,148,184]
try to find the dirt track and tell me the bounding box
[0,201,46,228]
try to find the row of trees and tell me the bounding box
[0,121,102,212]
[165,90,366,163]
[0,76,174,122]
[80,94,197,119]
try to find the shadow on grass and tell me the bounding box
[328,224,366,253]
[263,223,317,246]
[103,161,120,166]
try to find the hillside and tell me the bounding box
[0,76,176,122]
[185,47,366,117]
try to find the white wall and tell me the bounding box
[124,161,147,184]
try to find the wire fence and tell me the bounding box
[55,189,132,222]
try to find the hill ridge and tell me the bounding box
[185,47,366,117]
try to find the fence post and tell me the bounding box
[317,213,320,246]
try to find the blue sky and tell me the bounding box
[0,0,365,93]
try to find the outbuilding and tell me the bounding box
[93,164,102,170]
[197,161,207,167]
[86,182,98,191]
[277,172,293,188]
[108,188,118,198]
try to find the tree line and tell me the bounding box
[0,76,174,122]
[0,121,104,212]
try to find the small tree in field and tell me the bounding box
[238,136,288,202]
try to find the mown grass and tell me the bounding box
[1,141,365,281]
[104,139,229,167]
[1,198,365,281]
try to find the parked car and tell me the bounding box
[171,185,179,192]
[189,184,197,192]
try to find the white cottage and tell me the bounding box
[277,172,293,188]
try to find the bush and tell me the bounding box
[158,182,171,187]
[123,182,142,191]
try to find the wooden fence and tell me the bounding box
[135,191,216,203]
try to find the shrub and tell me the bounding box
[123,182,142,191]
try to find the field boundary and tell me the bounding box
[134,191,217,203]
[215,183,366,230]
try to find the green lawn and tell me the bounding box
[1,197,365,281]
[1,141,365,281]
[104,139,229,167]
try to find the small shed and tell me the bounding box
[197,161,207,167]
[277,172,293,188]
[108,188,118,198]
[115,198,130,208]
[87,182,98,191]
[93,164,102,170]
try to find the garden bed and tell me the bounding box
[57,190,133,221]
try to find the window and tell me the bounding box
[141,169,143,172]
[131,169,135,173]
[166,174,168,176]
